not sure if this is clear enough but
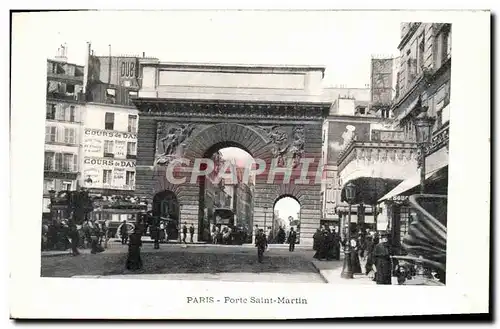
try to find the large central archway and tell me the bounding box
[197,143,256,243]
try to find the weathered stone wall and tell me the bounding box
[135,112,324,245]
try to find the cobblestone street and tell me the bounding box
[41,244,326,283]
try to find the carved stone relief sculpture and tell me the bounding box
[258,125,305,168]
[155,122,196,165]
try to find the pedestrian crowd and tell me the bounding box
[312,225,342,261]
[41,218,113,256]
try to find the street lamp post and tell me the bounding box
[413,106,435,194]
[341,182,356,279]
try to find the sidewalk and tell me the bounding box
[311,258,378,285]
[310,255,399,285]
[41,249,93,257]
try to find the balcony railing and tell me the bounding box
[46,92,85,102]
[337,138,419,174]
[425,122,450,156]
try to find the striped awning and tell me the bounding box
[378,164,448,202]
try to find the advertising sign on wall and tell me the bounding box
[82,158,136,190]
[83,168,101,188]
[114,141,127,159]
[371,58,394,106]
[327,122,371,164]
[83,138,103,157]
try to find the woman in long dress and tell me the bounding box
[349,238,363,274]
[373,234,392,284]
[126,227,143,271]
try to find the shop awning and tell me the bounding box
[378,164,448,202]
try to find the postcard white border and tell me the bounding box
[8,8,491,319]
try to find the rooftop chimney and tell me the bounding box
[55,42,68,63]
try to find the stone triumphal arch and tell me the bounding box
[133,60,331,245]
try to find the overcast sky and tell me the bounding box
[29,10,402,88]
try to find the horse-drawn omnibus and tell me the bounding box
[213,208,247,245]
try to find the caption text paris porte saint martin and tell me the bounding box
[187,296,308,305]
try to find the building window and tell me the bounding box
[64,128,76,144]
[104,112,115,130]
[128,91,138,106]
[128,115,137,133]
[436,110,443,129]
[126,171,135,187]
[45,126,57,142]
[407,58,417,84]
[46,104,56,120]
[126,142,136,158]
[103,170,113,185]
[68,105,76,122]
[436,25,451,68]
[56,105,66,121]
[54,153,63,171]
[62,181,72,191]
[417,33,425,74]
[104,140,114,157]
[43,179,55,194]
[63,154,74,172]
[106,89,116,104]
[44,152,55,171]
[66,84,75,95]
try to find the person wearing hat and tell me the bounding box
[126,225,143,271]
[255,229,268,263]
[373,232,392,285]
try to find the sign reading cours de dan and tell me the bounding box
[82,128,136,190]
[82,158,136,190]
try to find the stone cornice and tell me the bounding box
[398,23,422,50]
[337,140,419,173]
[134,99,329,120]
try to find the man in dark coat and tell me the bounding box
[325,229,335,261]
[151,217,160,249]
[333,230,341,260]
[255,229,268,263]
[318,229,329,260]
[120,220,129,245]
[182,223,188,243]
[189,224,195,243]
[364,235,375,275]
[373,233,392,285]
[313,229,321,258]
[278,227,286,244]
[287,227,297,252]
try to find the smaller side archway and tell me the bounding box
[270,194,302,244]
[152,190,180,241]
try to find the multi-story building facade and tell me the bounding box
[42,46,86,219]
[333,22,451,246]
[80,101,138,193]
[320,91,395,232]
[79,44,150,222]
[377,22,451,247]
